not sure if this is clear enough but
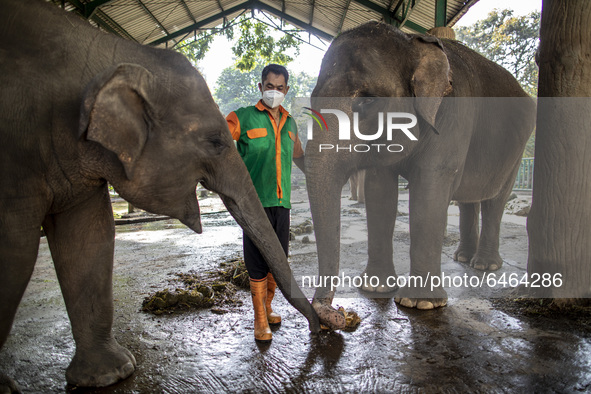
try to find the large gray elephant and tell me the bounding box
[306,22,536,328]
[0,0,319,390]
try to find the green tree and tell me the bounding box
[214,63,266,116]
[174,14,302,72]
[456,9,540,157]
[232,17,301,71]
[176,32,215,64]
[456,9,540,96]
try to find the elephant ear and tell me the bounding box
[79,63,154,179]
[411,35,452,135]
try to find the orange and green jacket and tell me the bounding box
[226,100,304,209]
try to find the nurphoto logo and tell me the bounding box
[304,106,419,153]
[303,107,329,132]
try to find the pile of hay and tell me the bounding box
[291,219,313,236]
[339,306,362,331]
[218,257,250,288]
[142,257,249,315]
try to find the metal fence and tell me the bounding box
[397,158,535,191]
[514,158,534,191]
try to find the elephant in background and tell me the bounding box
[0,0,318,390]
[349,170,366,203]
[306,22,535,329]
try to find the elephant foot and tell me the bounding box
[470,253,503,271]
[360,264,397,293]
[66,340,136,387]
[453,246,476,263]
[360,273,398,293]
[312,300,346,331]
[394,286,448,310]
[0,372,21,393]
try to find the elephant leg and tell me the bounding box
[310,169,348,330]
[42,187,135,387]
[362,168,397,293]
[357,170,366,204]
[0,199,45,392]
[470,164,520,271]
[454,202,480,263]
[395,172,449,310]
[470,197,505,271]
[470,196,509,272]
[349,173,358,200]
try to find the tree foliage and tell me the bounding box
[456,9,540,157]
[176,31,218,64]
[456,9,540,96]
[214,63,266,116]
[232,17,301,71]
[174,14,302,72]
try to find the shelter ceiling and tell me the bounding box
[52,0,479,48]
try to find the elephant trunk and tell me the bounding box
[207,148,320,334]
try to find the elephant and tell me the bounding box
[0,0,319,390]
[306,21,536,328]
[348,170,366,203]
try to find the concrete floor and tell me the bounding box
[1,187,590,393]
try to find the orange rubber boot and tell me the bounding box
[266,273,282,325]
[250,278,272,342]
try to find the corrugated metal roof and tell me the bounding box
[52,0,480,47]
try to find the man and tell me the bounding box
[226,64,305,342]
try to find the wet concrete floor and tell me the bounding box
[1,187,590,393]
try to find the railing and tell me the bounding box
[397,158,535,191]
[514,158,534,191]
[398,176,408,189]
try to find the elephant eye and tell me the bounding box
[353,95,376,113]
[207,135,227,155]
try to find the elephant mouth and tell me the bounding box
[179,190,203,234]
[180,211,202,234]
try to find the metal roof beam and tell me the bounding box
[180,0,197,24]
[65,1,139,42]
[136,0,170,37]
[350,0,428,32]
[148,1,255,46]
[281,0,286,27]
[252,1,333,41]
[85,0,114,18]
[392,0,405,16]
[404,20,427,33]
[66,0,85,13]
[68,0,114,18]
[447,0,480,27]
[351,0,397,23]
[93,9,138,42]
[399,0,423,29]
[337,0,352,34]
[435,0,447,26]
[147,0,334,46]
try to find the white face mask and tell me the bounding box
[262,89,285,109]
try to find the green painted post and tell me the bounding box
[435,0,447,27]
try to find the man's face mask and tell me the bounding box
[262,89,285,109]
